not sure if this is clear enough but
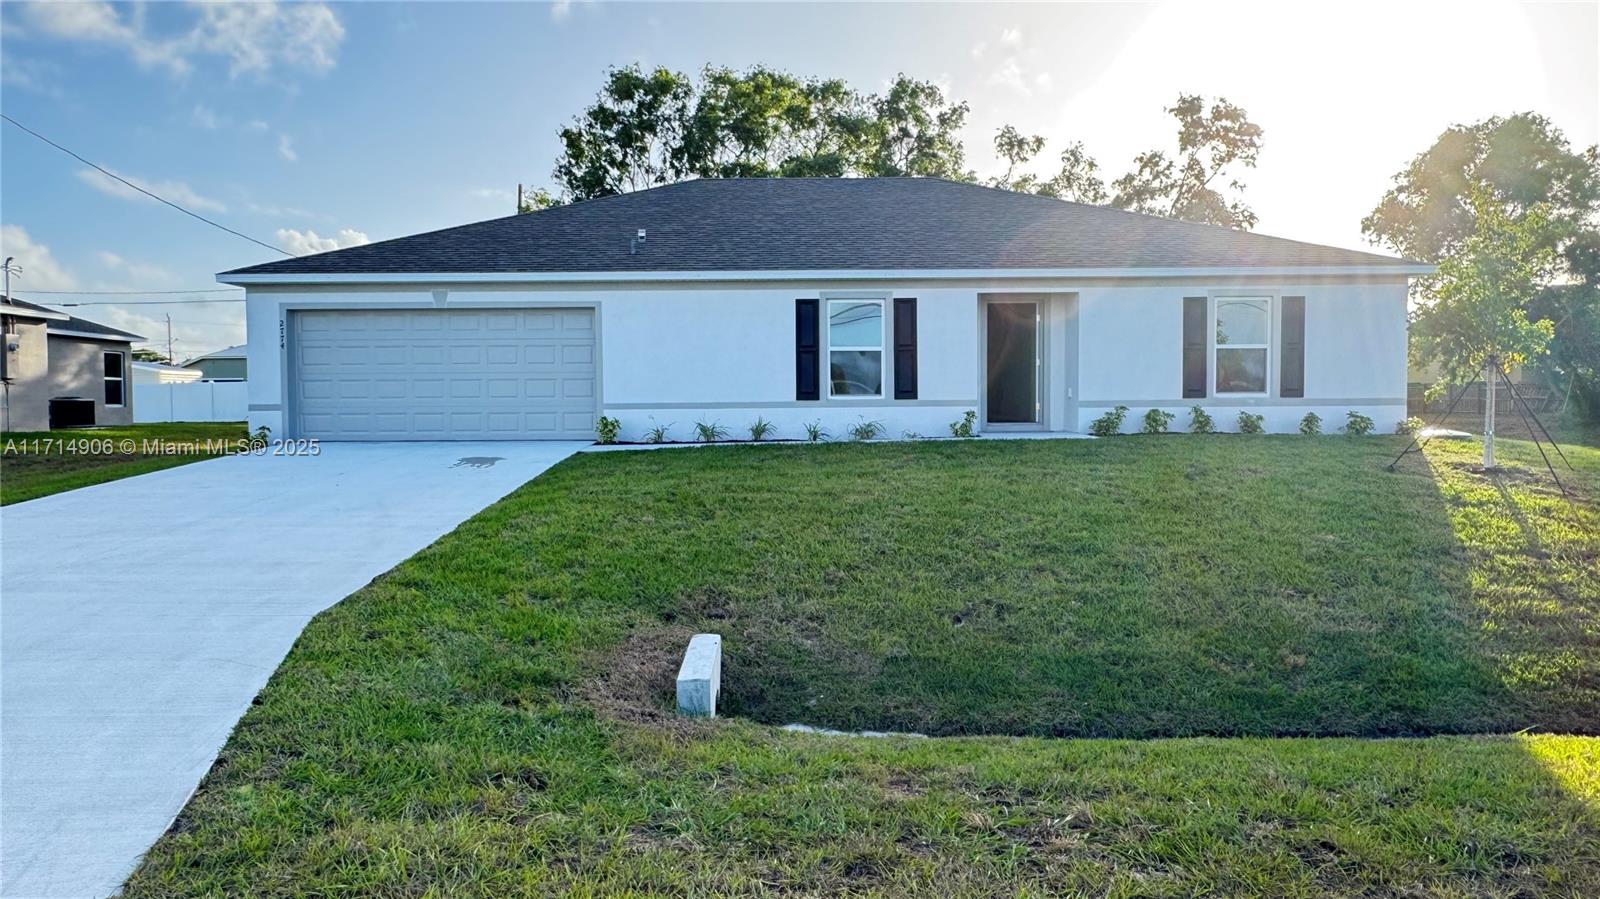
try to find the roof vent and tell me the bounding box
[630,228,647,255]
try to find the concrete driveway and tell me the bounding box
[1,441,587,898]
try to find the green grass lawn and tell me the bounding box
[123,435,1599,897]
[1,421,247,505]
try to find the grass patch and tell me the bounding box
[122,435,1600,896]
[1,421,247,505]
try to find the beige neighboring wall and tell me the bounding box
[44,335,133,427]
[2,318,51,431]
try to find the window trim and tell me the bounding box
[1211,295,1274,397]
[824,295,887,399]
[103,350,126,407]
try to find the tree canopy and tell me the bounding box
[1364,113,1600,415]
[544,67,1260,231]
[550,65,970,200]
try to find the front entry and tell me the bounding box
[986,302,1038,424]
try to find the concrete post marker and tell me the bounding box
[676,633,722,717]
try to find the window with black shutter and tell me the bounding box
[1280,296,1305,398]
[1182,296,1206,398]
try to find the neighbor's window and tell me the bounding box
[104,351,125,406]
[828,299,883,397]
[1214,297,1270,394]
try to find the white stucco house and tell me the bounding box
[218,178,1430,441]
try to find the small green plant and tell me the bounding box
[1345,411,1376,436]
[848,417,884,441]
[694,420,728,443]
[1188,405,1215,434]
[1396,416,1425,436]
[748,417,775,441]
[643,420,672,444]
[1088,405,1129,437]
[1140,408,1175,434]
[595,415,621,444]
[949,409,978,438]
[803,420,827,442]
[1237,412,1265,434]
[1299,412,1322,435]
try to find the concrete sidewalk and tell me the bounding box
[1,441,586,898]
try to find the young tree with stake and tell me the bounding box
[1410,189,1557,467]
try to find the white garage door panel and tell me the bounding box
[293,308,596,440]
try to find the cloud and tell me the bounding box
[246,201,323,220]
[970,41,988,59]
[987,59,1028,95]
[18,1,344,79]
[276,228,369,256]
[1,54,63,95]
[192,104,221,130]
[75,168,227,213]
[0,225,80,291]
[277,133,298,162]
[96,250,124,268]
[999,27,1023,46]
[551,0,574,21]
[470,187,515,201]
[246,119,270,132]
[95,249,177,285]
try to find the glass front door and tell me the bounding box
[986,302,1038,424]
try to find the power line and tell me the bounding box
[15,288,241,295]
[1,113,294,258]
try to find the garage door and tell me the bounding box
[292,308,596,440]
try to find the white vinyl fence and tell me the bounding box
[134,381,248,423]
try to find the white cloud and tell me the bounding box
[96,250,125,268]
[246,201,323,220]
[75,168,227,213]
[19,1,344,79]
[0,225,80,291]
[988,59,1028,95]
[246,119,270,132]
[277,133,298,162]
[276,228,369,256]
[551,0,573,22]
[1034,72,1053,91]
[192,104,221,130]
[1,54,63,95]
[970,40,988,59]
[999,27,1023,46]
[470,187,515,201]
[94,250,176,285]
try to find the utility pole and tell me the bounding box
[516,183,523,214]
[166,314,174,366]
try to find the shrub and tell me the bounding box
[595,416,621,444]
[848,417,885,441]
[694,420,728,443]
[1237,412,1265,434]
[1189,405,1215,434]
[1345,411,1376,436]
[1396,416,1425,436]
[643,420,672,444]
[748,417,775,441]
[1140,408,1175,434]
[1299,412,1322,435]
[803,420,827,442]
[949,410,978,438]
[1089,405,1129,437]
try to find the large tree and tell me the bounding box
[1363,113,1600,419]
[549,67,968,200]
[989,94,1261,226]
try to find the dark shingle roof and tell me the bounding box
[48,314,142,342]
[224,177,1419,277]
[2,296,69,319]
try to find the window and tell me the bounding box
[827,299,883,397]
[1214,296,1270,394]
[103,351,125,406]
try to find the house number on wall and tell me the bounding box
[279,318,286,349]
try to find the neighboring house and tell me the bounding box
[181,344,247,381]
[2,296,141,431]
[132,361,204,385]
[218,178,1432,441]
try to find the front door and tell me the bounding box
[986,302,1038,424]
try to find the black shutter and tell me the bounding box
[1182,296,1207,398]
[796,298,820,401]
[1280,295,1305,398]
[893,297,918,400]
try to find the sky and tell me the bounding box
[1,0,1596,362]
